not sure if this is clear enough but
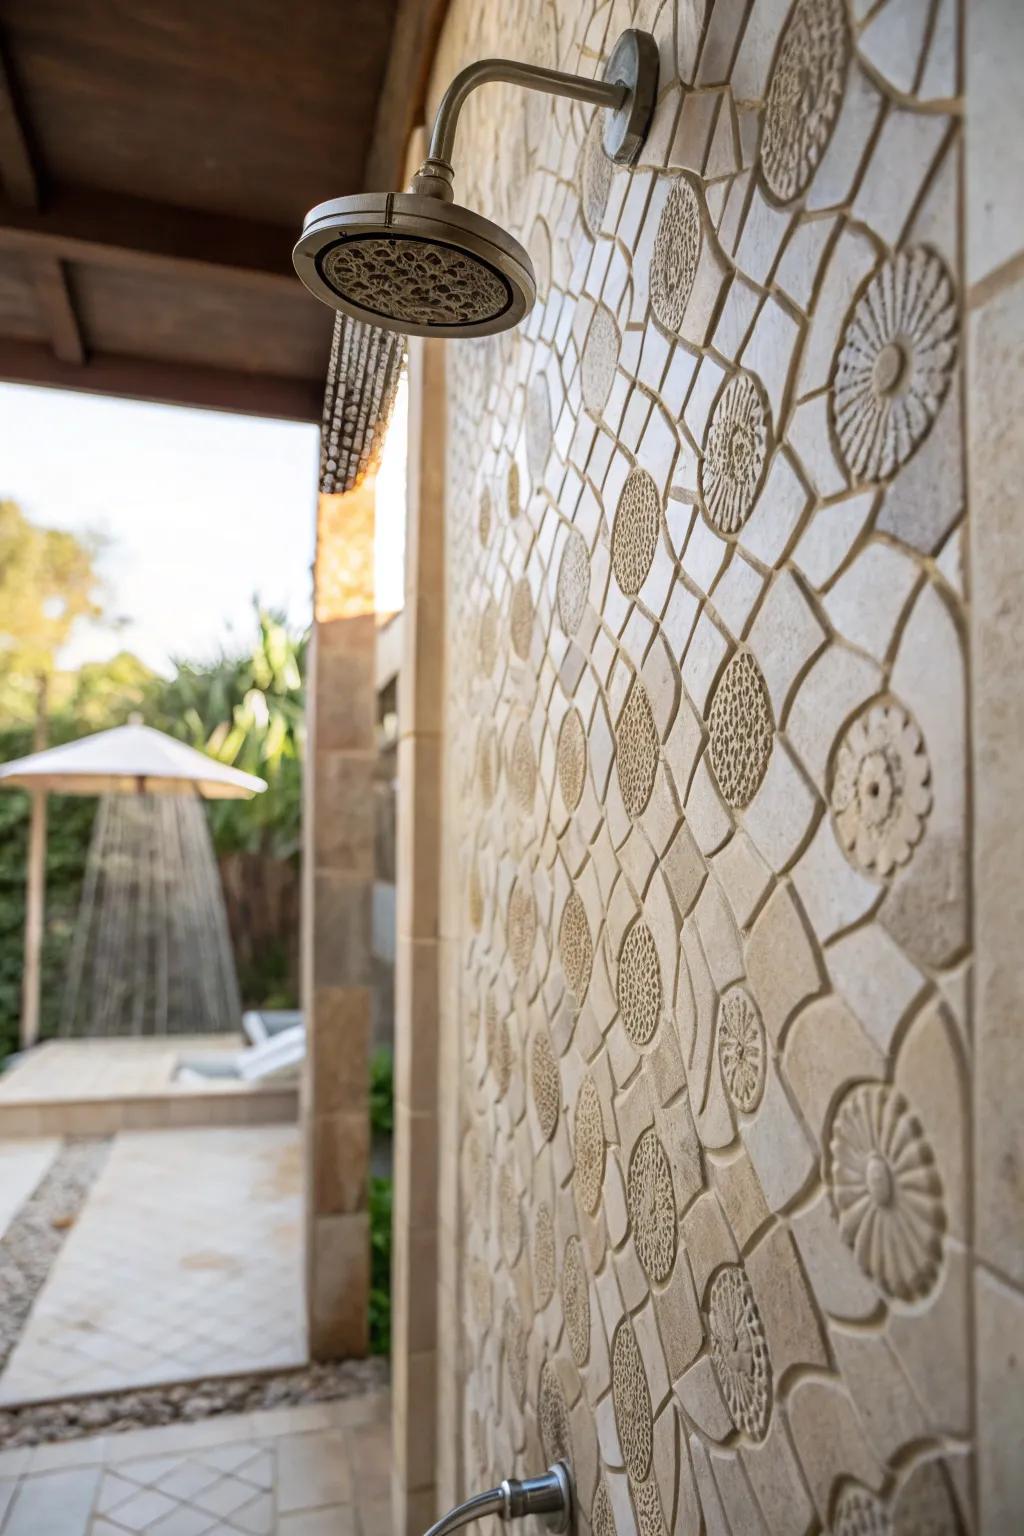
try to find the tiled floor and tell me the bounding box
[0,1127,305,1405]
[0,1391,390,1535]
[0,1139,60,1239]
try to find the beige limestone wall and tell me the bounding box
[426,0,1016,1532]
[303,487,377,1359]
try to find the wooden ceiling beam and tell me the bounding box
[0,42,39,210]
[0,339,322,422]
[0,38,86,366]
[0,183,301,292]
[30,257,85,365]
[364,0,451,191]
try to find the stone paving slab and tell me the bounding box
[0,1391,390,1535]
[0,1140,60,1240]
[0,1127,305,1405]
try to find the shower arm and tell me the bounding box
[411,30,658,201]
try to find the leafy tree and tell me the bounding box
[0,500,104,708]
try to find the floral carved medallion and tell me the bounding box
[831,701,932,876]
[718,986,767,1114]
[700,375,770,534]
[760,0,850,204]
[627,1129,677,1282]
[832,247,958,483]
[829,1081,945,1302]
[707,1264,773,1439]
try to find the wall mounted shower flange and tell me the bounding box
[293,29,659,339]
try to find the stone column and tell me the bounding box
[967,0,1024,1526]
[303,483,376,1359]
[391,336,446,1535]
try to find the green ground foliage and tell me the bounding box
[369,1046,394,1355]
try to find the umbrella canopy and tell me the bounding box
[0,723,266,800]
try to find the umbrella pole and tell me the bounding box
[20,675,48,1050]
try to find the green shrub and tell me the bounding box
[370,1045,394,1136]
[368,1173,392,1356]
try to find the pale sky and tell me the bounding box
[0,382,322,676]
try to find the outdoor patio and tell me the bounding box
[0,1126,305,1406]
[0,1389,390,1536]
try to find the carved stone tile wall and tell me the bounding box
[434,1,976,1531]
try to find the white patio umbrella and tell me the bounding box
[0,723,266,1044]
[0,721,267,799]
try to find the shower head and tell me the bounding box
[293,29,659,339]
[294,190,536,339]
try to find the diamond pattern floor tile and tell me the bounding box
[0,1127,305,1404]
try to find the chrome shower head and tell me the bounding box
[293,29,659,339]
[294,191,536,339]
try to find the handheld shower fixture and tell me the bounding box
[293,30,659,339]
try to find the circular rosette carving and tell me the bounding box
[507,877,537,977]
[832,247,957,484]
[573,1073,605,1213]
[650,177,701,333]
[509,719,537,813]
[831,701,932,877]
[561,1235,591,1366]
[616,680,659,818]
[538,1360,573,1464]
[580,113,612,237]
[502,1298,527,1408]
[558,889,593,1004]
[707,1264,772,1440]
[582,305,620,415]
[700,374,770,534]
[708,650,774,808]
[611,1320,653,1482]
[828,1081,945,1302]
[510,576,534,660]
[557,707,587,811]
[718,987,767,1114]
[612,468,661,596]
[617,919,662,1048]
[592,1484,617,1536]
[530,1026,560,1141]
[526,374,553,484]
[478,598,499,678]
[557,529,590,637]
[627,1129,677,1282]
[498,1162,522,1265]
[533,1199,556,1309]
[833,1483,890,1536]
[760,0,849,204]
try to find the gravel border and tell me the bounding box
[0,1137,111,1375]
[0,1357,390,1447]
